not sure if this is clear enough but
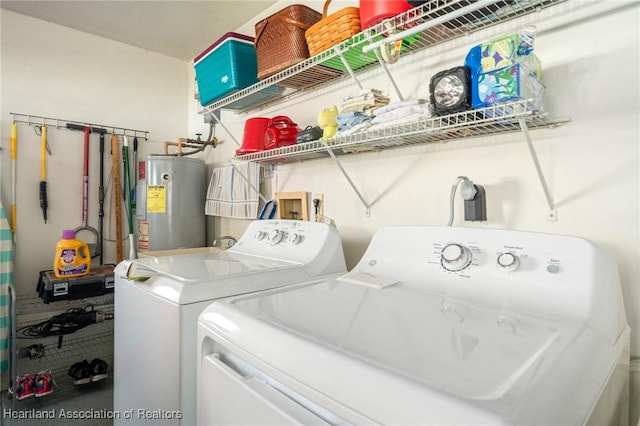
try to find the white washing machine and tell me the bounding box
[113,220,346,426]
[197,226,631,425]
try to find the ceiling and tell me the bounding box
[0,0,277,61]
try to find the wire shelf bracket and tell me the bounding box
[518,117,557,221]
[321,141,372,217]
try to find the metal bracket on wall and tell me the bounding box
[335,45,363,90]
[321,141,371,217]
[210,111,242,148]
[372,46,405,102]
[517,117,557,222]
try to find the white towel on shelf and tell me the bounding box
[206,162,260,219]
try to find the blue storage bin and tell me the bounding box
[194,32,259,106]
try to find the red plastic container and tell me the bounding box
[359,0,413,30]
[236,117,270,155]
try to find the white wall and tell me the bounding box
[0,10,189,293]
[192,0,640,363]
[1,0,637,408]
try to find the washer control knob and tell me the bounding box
[497,252,520,272]
[255,231,266,241]
[268,230,284,245]
[288,233,301,244]
[441,243,472,271]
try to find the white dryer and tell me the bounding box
[113,220,346,426]
[197,226,630,425]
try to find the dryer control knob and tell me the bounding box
[441,243,472,272]
[268,230,284,245]
[497,252,519,272]
[288,233,301,244]
[255,231,266,241]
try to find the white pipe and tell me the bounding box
[362,0,503,54]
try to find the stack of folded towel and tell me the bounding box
[339,88,390,114]
[334,88,391,135]
[336,98,433,136]
[370,99,432,126]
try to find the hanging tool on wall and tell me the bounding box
[67,124,100,258]
[111,133,123,263]
[96,130,107,265]
[131,136,138,214]
[39,124,50,223]
[10,120,18,241]
[123,136,135,260]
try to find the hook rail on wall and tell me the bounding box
[9,112,149,140]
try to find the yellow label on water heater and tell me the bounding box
[146,185,166,213]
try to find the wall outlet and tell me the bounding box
[312,193,324,221]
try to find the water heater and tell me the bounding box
[136,155,206,252]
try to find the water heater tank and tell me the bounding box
[136,155,206,252]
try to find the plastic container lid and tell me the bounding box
[61,229,76,239]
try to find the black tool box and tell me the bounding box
[36,264,115,304]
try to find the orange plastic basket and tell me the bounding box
[254,5,322,80]
[305,0,361,57]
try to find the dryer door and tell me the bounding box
[199,352,343,425]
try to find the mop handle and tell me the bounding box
[82,127,91,225]
[10,122,17,234]
[41,124,47,181]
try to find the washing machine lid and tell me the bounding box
[228,278,584,398]
[202,277,617,424]
[121,251,305,304]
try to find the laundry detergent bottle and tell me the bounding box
[53,229,91,278]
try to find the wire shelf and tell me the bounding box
[11,294,114,400]
[16,293,114,317]
[231,100,569,164]
[200,0,566,114]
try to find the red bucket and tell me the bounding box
[236,117,270,155]
[359,0,413,30]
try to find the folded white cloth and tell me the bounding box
[373,98,427,116]
[369,112,433,131]
[337,121,373,136]
[371,104,432,124]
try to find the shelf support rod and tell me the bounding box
[209,111,242,147]
[373,48,404,101]
[518,118,556,218]
[228,161,268,204]
[364,30,404,101]
[335,46,363,89]
[321,141,371,216]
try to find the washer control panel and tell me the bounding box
[229,220,345,267]
[248,223,307,246]
[432,239,546,278]
[352,226,615,318]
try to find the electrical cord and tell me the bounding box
[18,304,114,339]
[447,176,477,226]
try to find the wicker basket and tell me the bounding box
[305,0,361,57]
[254,5,322,80]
